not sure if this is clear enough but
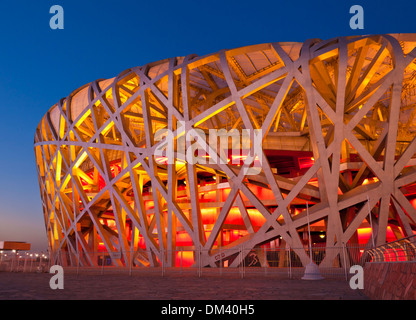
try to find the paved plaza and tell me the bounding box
[0,271,369,300]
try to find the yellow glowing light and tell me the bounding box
[73,151,88,169]
[75,108,91,127]
[101,121,114,137]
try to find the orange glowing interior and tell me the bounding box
[79,150,416,267]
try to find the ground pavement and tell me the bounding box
[0,271,368,300]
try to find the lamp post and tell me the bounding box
[367,195,375,248]
[302,202,324,280]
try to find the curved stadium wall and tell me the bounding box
[34,34,416,268]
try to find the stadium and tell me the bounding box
[34,34,416,269]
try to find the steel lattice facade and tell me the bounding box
[35,34,416,268]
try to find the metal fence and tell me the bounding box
[0,252,50,273]
[3,239,415,279]
[365,234,416,263]
[29,244,373,280]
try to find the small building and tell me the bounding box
[0,241,31,251]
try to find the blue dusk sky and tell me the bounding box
[0,0,413,252]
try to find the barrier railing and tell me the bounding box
[3,238,415,278]
[0,252,50,273]
[33,244,373,280]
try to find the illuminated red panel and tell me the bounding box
[175,231,193,247]
[145,200,154,211]
[136,235,146,249]
[238,184,275,203]
[383,248,407,261]
[247,209,266,228]
[201,208,217,225]
[175,251,194,267]
[357,226,402,245]
[298,157,314,170]
[199,190,217,202]
[221,188,231,200]
[98,242,106,252]
[402,184,416,197]
[224,208,245,225]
